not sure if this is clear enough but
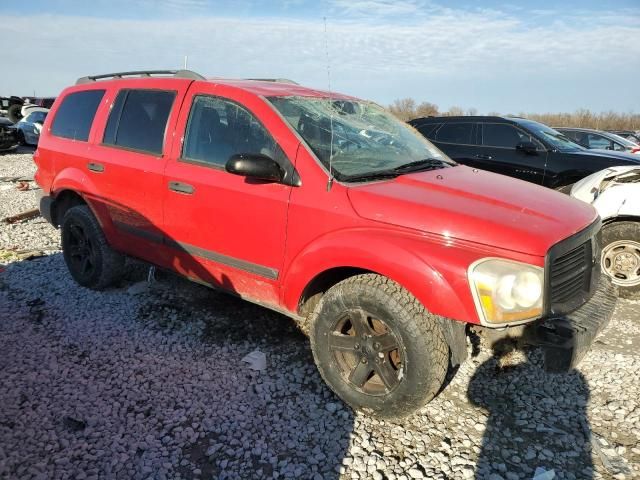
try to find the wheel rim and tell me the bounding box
[329,308,404,396]
[67,222,97,277]
[601,239,640,287]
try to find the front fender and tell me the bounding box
[281,227,486,324]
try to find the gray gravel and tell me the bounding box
[1,151,639,479]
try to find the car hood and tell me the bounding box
[570,148,640,163]
[347,165,598,257]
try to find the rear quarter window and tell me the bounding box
[50,90,105,141]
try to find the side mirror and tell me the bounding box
[516,141,538,155]
[225,153,284,183]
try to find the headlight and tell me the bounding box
[468,258,544,326]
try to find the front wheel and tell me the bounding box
[309,274,450,419]
[601,222,640,300]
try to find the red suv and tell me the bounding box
[34,70,615,418]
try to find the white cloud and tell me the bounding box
[1,7,639,112]
[329,0,430,17]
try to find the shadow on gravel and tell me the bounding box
[135,269,354,479]
[0,251,354,479]
[1,196,357,479]
[468,338,593,480]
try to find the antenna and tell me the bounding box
[323,16,335,192]
[183,55,188,69]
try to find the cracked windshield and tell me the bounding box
[268,96,454,181]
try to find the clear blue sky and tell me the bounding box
[1,1,639,113]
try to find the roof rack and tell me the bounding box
[76,69,205,85]
[245,78,299,85]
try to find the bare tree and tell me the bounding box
[416,101,439,118]
[387,98,640,131]
[445,106,465,116]
[388,98,417,121]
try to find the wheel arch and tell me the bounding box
[51,189,87,227]
[51,167,104,227]
[602,214,640,226]
[284,236,473,366]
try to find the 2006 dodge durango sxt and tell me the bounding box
[34,70,616,418]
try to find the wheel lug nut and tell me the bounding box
[378,352,384,358]
[361,357,368,364]
[354,344,359,350]
[373,342,380,349]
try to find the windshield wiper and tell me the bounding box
[342,158,453,183]
[392,157,454,173]
[341,171,400,183]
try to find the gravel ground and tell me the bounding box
[1,150,639,480]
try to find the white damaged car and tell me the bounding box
[572,166,640,299]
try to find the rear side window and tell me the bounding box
[50,90,105,141]
[435,123,474,144]
[103,89,176,155]
[26,111,47,124]
[414,123,440,140]
[482,123,524,148]
[586,134,612,150]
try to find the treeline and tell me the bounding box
[388,98,640,131]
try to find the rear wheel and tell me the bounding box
[601,222,640,300]
[61,205,125,289]
[309,274,450,418]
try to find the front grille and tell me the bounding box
[550,242,591,305]
[546,220,601,315]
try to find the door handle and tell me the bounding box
[87,162,104,173]
[168,181,195,195]
[474,154,493,160]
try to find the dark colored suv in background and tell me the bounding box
[409,116,640,190]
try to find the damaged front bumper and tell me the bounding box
[527,277,616,372]
[482,277,617,372]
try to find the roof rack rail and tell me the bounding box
[75,69,205,85]
[245,78,299,85]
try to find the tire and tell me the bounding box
[61,205,125,289]
[309,274,449,419]
[601,221,640,300]
[16,130,25,146]
[7,104,22,124]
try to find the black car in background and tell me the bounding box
[556,127,640,154]
[409,116,640,190]
[0,117,19,153]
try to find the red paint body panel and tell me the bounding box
[35,76,600,326]
[347,166,598,257]
[162,82,302,306]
